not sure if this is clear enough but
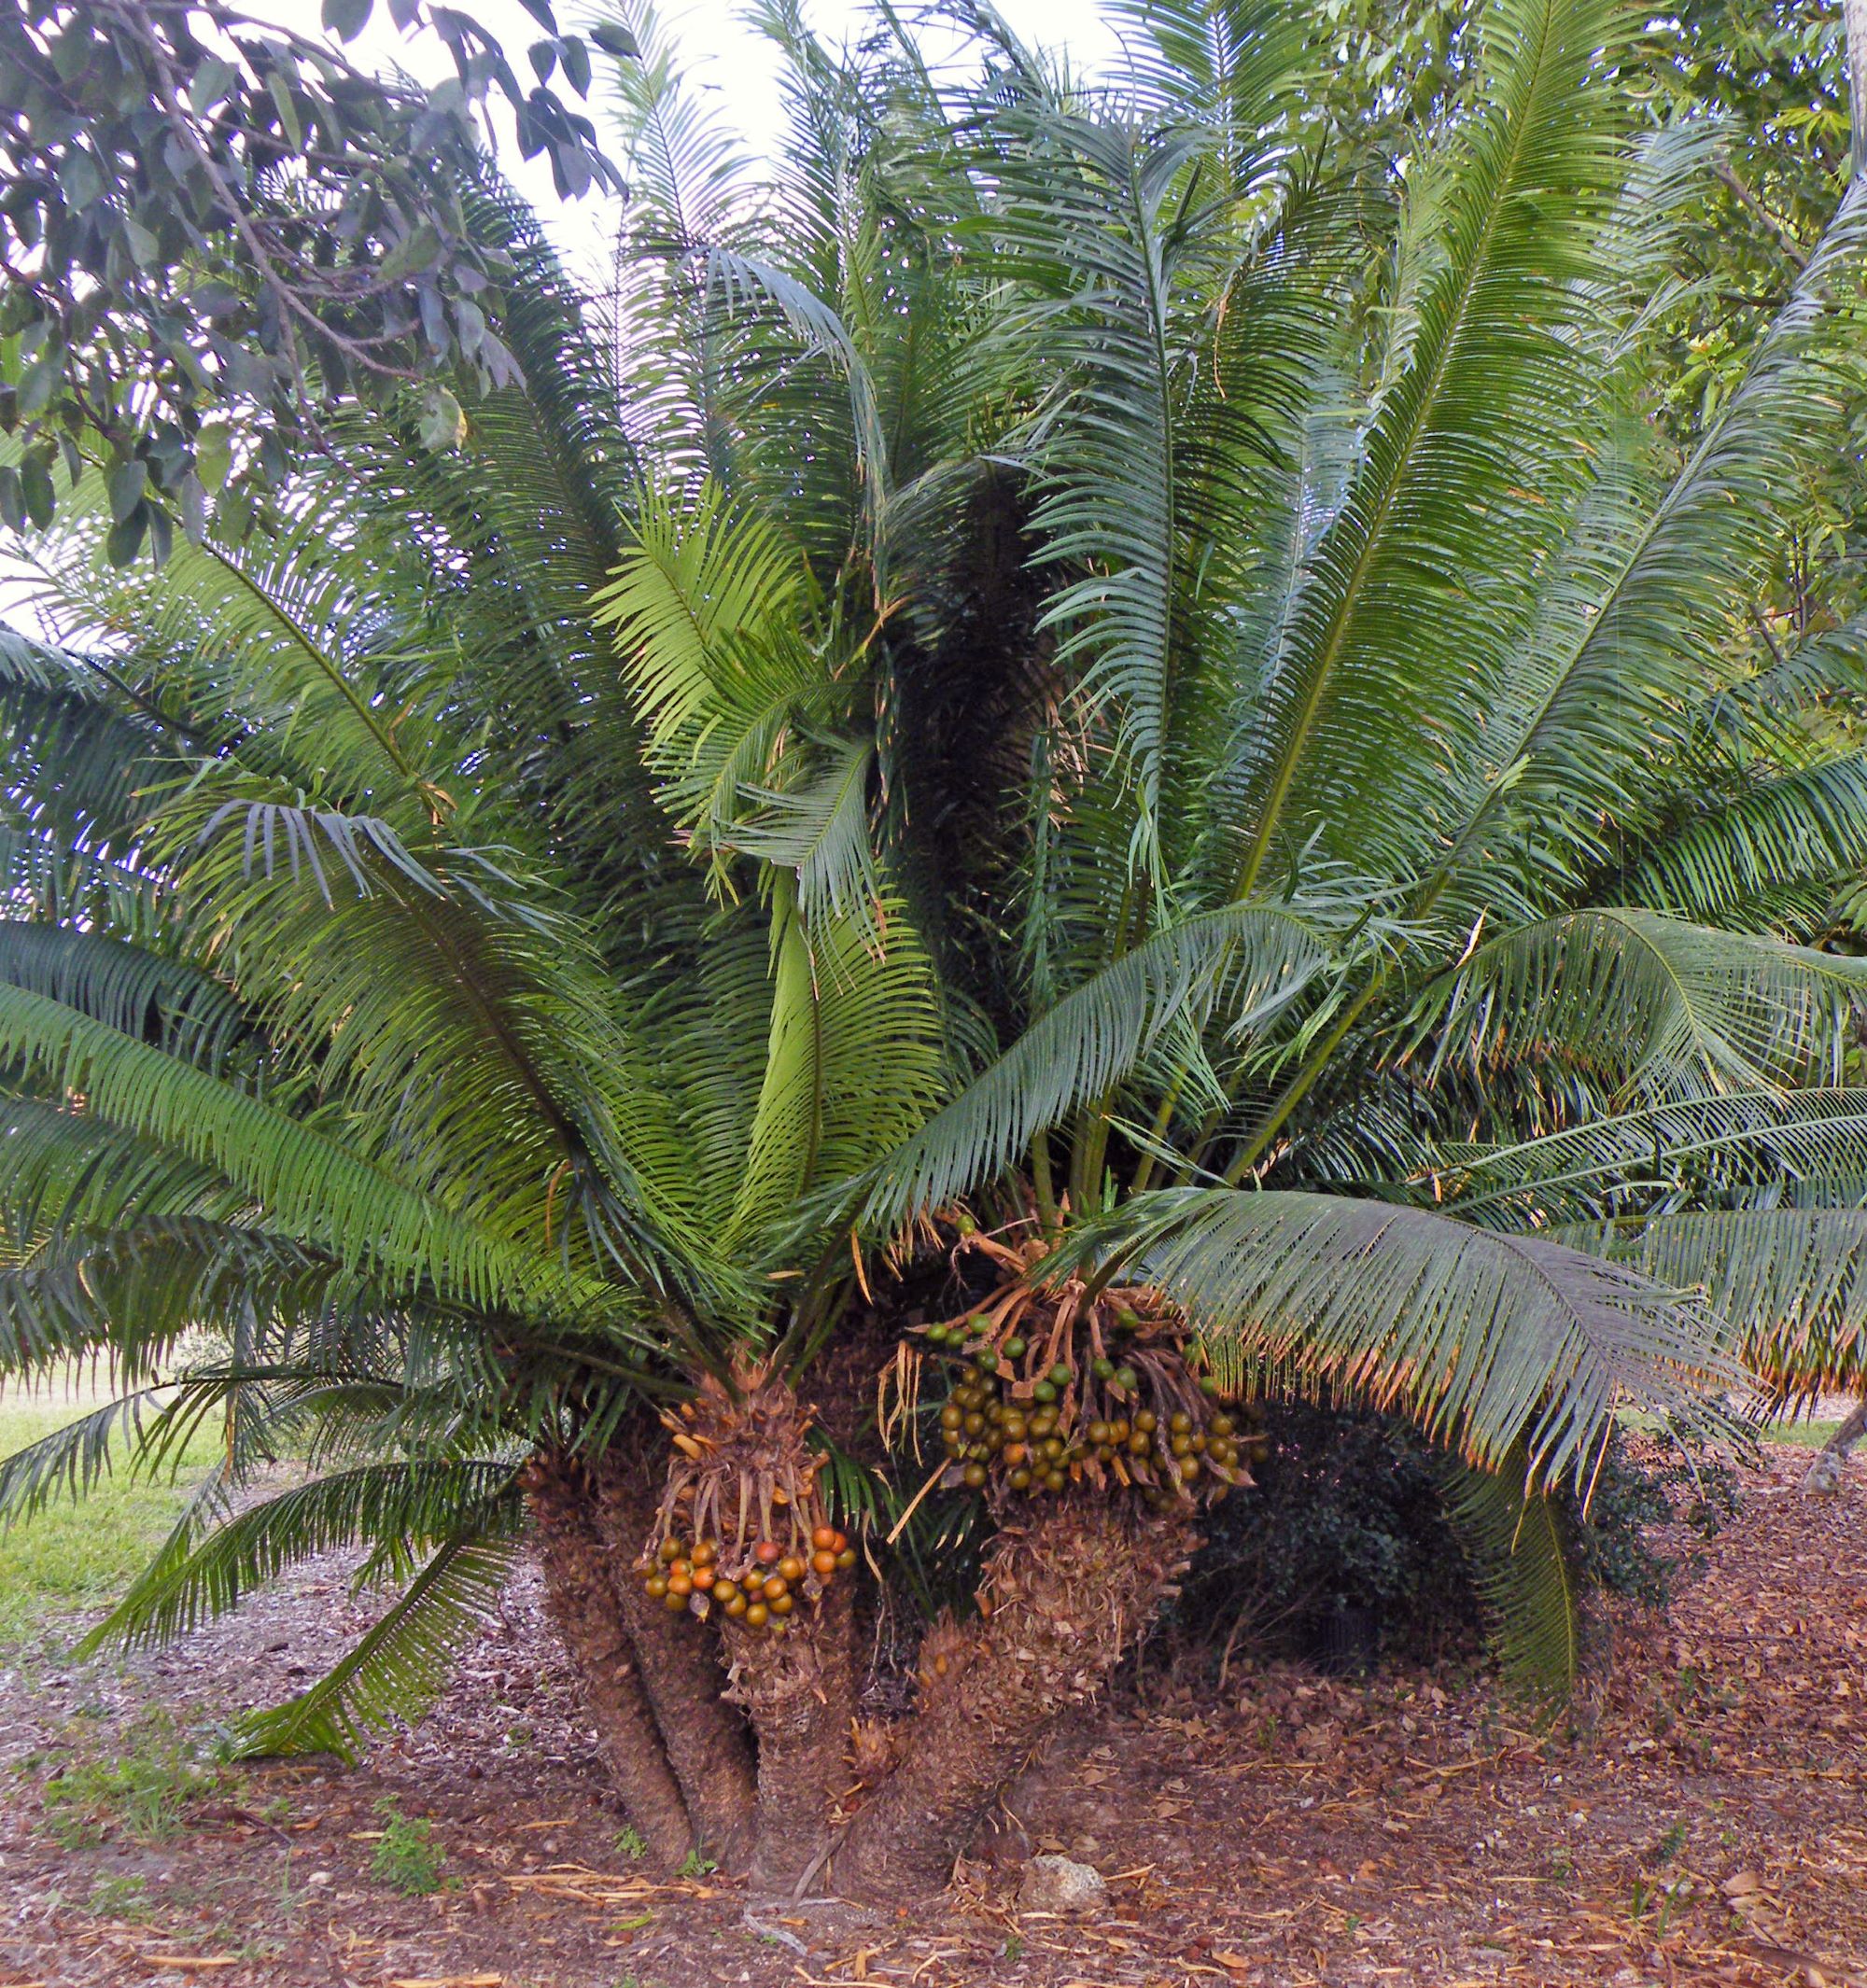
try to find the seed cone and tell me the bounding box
[909,1231,1257,1517]
[638,1356,848,1634]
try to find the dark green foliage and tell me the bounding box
[1178,1410,1739,1687]
[0,0,623,559]
[1561,1429,1744,1611]
[1180,1406,1478,1659]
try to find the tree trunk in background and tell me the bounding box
[1804,1396,1867,1492]
[525,1457,694,1869]
[597,1455,760,1868]
[1847,0,1867,177]
[720,1576,860,1895]
[828,1500,1198,1902]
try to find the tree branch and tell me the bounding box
[1713,160,1811,270]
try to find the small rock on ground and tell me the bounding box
[1018,1853,1107,1914]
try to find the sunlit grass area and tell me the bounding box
[1759,1416,1843,1449]
[0,1378,222,1650]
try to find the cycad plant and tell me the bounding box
[7,0,1867,1902]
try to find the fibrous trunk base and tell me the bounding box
[525,1458,693,1869]
[597,1453,759,1867]
[830,1497,1197,1901]
[722,1578,859,1894]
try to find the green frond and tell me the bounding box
[0,1386,164,1523]
[0,627,179,845]
[80,1461,522,1654]
[1422,909,1867,1100]
[0,1098,241,1269]
[0,819,169,938]
[331,190,704,965]
[593,479,843,864]
[855,903,1340,1234]
[1621,757,1867,924]
[1061,1186,1733,1489]
[1443,1087,1867,1220]
[1439,1454,1579,1697]
[0,1219,336,1383]
[734,883,948,1252]
[1553,1209,1867,1402]
[0,924,246,1071]
[987,0,1323,879]
[723,735,879,933]
[706,245,891,529]
[1228,0,1642,899]
[17,463,445,816]
[229,1531,524,1763]
[597,0,762,473]
[1442,175,1867,916]
[0,982,574,1314]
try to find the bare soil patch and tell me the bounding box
[2,1442,1861,1988]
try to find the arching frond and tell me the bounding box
[1446,1087,1867,1219]
[1061,1186,1733,1489]
[593,478,836,861]
[229,1530,524,1762]
[1439,1454,1579,1696]
[0,924,246,1071]
[1228,0,1640,898]
[1554,1208,1867,1400]
[81,1460,521,1653]
[0,1220,338,1382]
[854,903,1341,1234]
[1422,909,1867,1099]
[1440,175,1867,917]
[733,886,947,1253]
[1621,757,1867,924]
[0,983,576,1314]
[0,1385,164,1522]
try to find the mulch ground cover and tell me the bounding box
[2,1440,1862,1988]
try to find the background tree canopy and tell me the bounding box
[0,0,630,557]
[3,0,1867,1905]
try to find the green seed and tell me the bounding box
[926,1325,949,1346]
[975,1349,999,1371]
[1092,1357,1116,1380]
[1032,1380,1058,1404]
[1048,1362,1073,1388]
[1004,1337,1027,1358]
[1114,1365,1138,1393]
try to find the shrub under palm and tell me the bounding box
[6,0,1867,1901]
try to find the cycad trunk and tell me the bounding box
[721,1577,860,1892]
[596,1453,759,1865]
[527,1407,1196,1901]
[830,1500,1198,1900]
[1804,1395,1867,1492]
[523,1457,694,1869]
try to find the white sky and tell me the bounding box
[613,0,1120,148]
[317,0,1123,279]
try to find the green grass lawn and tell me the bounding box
[0,1382,221,1650]
[1760,1416,1842,1448]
